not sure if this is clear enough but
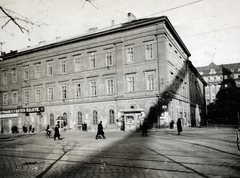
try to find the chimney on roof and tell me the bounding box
[38,40,46,45]
[111,20,114,26]
[88,27,98,32]
[127,12,136,22]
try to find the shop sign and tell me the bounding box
[0,114,18,118]
[0,107,44,114]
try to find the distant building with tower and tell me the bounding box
[196,62,240,105]
[197,62,240,124]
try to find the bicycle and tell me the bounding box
[237,128,240,151]
[44,130,53,139]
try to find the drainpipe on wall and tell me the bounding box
[155,23,161,129]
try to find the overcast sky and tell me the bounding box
[0,0,240,67]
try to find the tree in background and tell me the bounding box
[0,6,40,34]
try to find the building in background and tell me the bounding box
[197,62,240,105]
[0,14,206,134]
[197,62,240,124]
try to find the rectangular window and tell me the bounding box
[62,85,67,99]
[24,90,30,103]
[168,44,173,64]
[90,81,97,96]
[24,68,29,80]
[3,93,8,105]
[126,47,134,63]
[107,79,114,94]
[3,71,7,84]
[12,69,17,83]
[127,76,135,92]
[35,65,40,78]
[146,44,153,60]
[60,61,66,74]
[12,91,18,104]
[48,87,54,101]
[35,89,41,102]
[146,73,155,90]
[47,63,53,76]
[89,53,96,69]
[74,57,81,72]
[106,52,113,66]
[75,83,81,98]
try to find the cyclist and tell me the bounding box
[45,125,52,138]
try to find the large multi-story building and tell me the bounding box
[197,62,240,105]
[0,14,206,134]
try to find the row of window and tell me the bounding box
[168,43,185,72]
[76,110,115,125]
[2,43,154,84]
[2,72,156,105]
[203,68,240,75]
[48,109,115,127]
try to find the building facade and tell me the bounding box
[197,62,240,123]
[0,15,206,134]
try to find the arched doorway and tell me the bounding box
[93,110,98,125]
[50,114,54,127]
[56,112,67,129]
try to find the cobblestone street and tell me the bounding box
[0,126,240,178]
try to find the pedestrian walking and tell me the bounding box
[95,121,105,139]
[54,124,61,140]
[142,119,147,136]
[82,122,87,131]
[169,120,174,129]
[29,125,32,133]
[84,122,87,131]
[121,120,125,131]
[177,117,182,135]
[63,121,67,132]
[23,125,27,133]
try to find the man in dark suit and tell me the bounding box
[95,121,105,139]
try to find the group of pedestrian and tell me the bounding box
[45,117,183,142]
[140,116,183,136]
[45,124,61,140]
[169,117,183,135]
[21,124,34,133]
[11,125,19,134]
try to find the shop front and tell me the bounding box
[0,107,44,134]
[119,109,145,131]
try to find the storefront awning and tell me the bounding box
[119,109,145,113]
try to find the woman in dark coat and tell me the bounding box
[177,118,182,135]
[54,125,61,140]
[95,121,105,139]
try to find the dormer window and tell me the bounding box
[209,69,216,74]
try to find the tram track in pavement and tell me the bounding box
[150,132,240,157]
[145,133,240,178]
[1,130,240,177]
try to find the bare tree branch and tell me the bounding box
[82,0,98,9]
[0,6,40,33]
